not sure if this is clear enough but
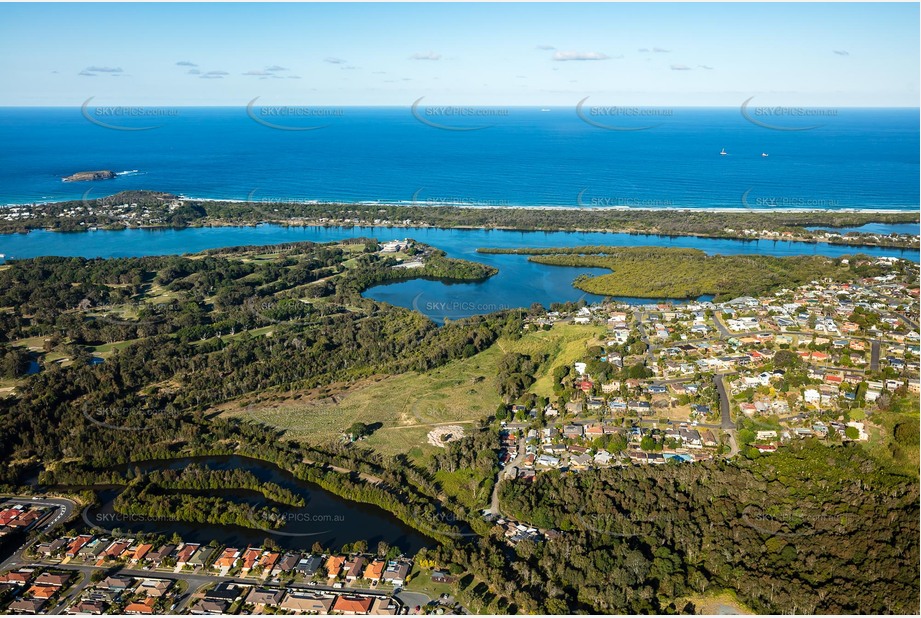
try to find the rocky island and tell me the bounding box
[62,170,116,182]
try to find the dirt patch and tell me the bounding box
[427,425,466,448]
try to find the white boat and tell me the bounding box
[720,148,727,156]
[540,108,551,112]
[761,152,769,157]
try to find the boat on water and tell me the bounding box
[540,108,551,112]
[762,152,769,157]
[720,148,727,156]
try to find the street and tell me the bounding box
[0,496,76,572]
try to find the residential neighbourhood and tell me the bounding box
[0,532,434,615]
[504,266,919,474]
[0,505,51,539]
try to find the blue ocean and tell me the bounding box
[0,106,918,210]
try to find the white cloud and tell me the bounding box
[670,64,692,71]
[325,57,347,64]
[553,51,609,61]
[698,64,714,70]
[410,51,441,61]
[85,66,122,73]
[536,44,555,50]
[833,50,849,56]
[265,65,288,71]
[176,61,197,67]
[200,71,228,79]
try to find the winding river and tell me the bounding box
[73,456,432,554]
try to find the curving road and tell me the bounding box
[0,495,77,572]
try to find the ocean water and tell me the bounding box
[0,107,918,210]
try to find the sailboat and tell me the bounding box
[719,148,727,156]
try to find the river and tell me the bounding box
[73,455,432,554]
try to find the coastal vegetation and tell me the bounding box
[113,478,289,531]
[496,439,919,614]
[42,464,305,507]
[1,190,917,249]
[479,246,883,300]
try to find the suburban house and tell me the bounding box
[245,587,284,608]
[129,543,153,564]
[124,597,157,615]
[333,595,374,615]
[325,555,346,579]
[296,555,324,577]
[137,579,172,598]
[362,559,386,583]
[279,592,335,614]
[213,548,240,575]
[382,561,410,586]
[272,553,301,576]
[344,556,367,582]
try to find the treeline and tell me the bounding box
[477,246,705,257]
[495,352,544,402]
[113,477,286,531]
[147,465,304,507]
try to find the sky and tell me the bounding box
[0,2,918,107]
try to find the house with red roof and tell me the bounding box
[124,597,157,615]
[65,535,94,558]
[333,595,374,615]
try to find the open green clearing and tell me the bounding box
[224,322,605,457]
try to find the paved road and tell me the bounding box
[714,374,735,430]
[870,340,881,371]
[50,570,88,615]
[490,437,525,516]
[712,313,733,339]
[396,591,432,614]
[632,310,658,368]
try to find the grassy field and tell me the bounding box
[403,565,456,600]
[528,323,606,398]
[91,338,145,357]
[222,322,604,457]
[679,590,755,615]
[863,393,919,476]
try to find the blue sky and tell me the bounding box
[0,2,918,106]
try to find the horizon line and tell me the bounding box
[1,104,919,109]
